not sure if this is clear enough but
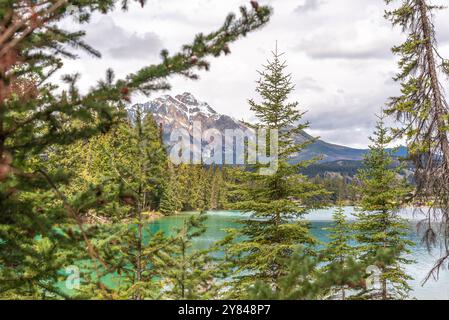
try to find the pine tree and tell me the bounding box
[159,213,222,299]
[94,108,167,299]
[217,167,229,209]
[205,165,215,209]
[209,166,222,210]
[0,1,271,297]
[224,46,327,296]
[160,163,182,215]
[353,115,414,300]
[64,109,172,299]
[384,0,449,275]
[249,248,367,300]
[322,204,355,299]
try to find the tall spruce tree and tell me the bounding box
[224,46,327,296]
[353,115,414,300]
[0,1,271,297]
[159,162,182,215]
[209,166,223,210]
[384,0,449,275]
[188,164,207,211]
[322,204,354,300]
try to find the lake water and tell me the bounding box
[148,208,449,300]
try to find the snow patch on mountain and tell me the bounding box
[133,92,246,135]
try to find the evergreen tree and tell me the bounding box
[66,109,173,299]
[384,0,449,274]
[159,186,177,215]
[159,162,182,215]
[189,164,207,211]
[93,108,166,299]
[322,204,354,300]
[205,165,215,209]
[174,164,226,212]
[159,214,222,299]
[78,223,170,299]
[310,175,357,205]
[209,166,222,210]
[353,115,414,300]
[217,167,229,209]
[249,248,367,300]
[0,1,271,297]
[171,164,190,211]
[224,46,327,296]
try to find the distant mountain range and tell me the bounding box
[132,92,407,173]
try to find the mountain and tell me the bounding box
[133,92,407,165]
[293,130,367,163]
[133,92,246,134]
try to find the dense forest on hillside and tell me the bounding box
[1,0,449,301]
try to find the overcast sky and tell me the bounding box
[60,0,449,148]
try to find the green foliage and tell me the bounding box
[311,175,358,204]
[249,248,366,300]
[384,0,449,273]
[158,213,223,300]
[166,164,229,212]
[75,224,170,299]
[64,108,170,299]
[1,0,427,301]
[0,0,271,298]
[321,204,355,299]
[159,163,182,215]
[353,116,414,299]
[223,47,327,296]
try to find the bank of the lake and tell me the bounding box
[149,208,449,300]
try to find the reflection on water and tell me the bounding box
[149,208,449,300]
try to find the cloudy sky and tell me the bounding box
[60,0,449,148]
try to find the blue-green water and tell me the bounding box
[149,208,449,300]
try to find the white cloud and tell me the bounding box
[58,0,449,148]
[295,0,322,14]
[83,16,163,59]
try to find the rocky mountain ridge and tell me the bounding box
[132,92,407,164]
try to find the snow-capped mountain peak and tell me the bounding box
[131,92,403,164]
[174,92,218,118]
[133,92,245,133]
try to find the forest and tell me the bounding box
[1,0,449,300]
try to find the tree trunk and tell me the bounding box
[418,0,449,171]
[381,278,387,300]
[181,240,186,299]
[134,196,144,300]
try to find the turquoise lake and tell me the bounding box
[148,208,449,300]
